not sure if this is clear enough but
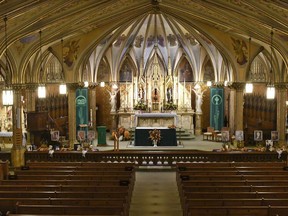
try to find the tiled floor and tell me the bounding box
[129,168,182,216]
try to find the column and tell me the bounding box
[275,83,286,146]
[11,85,25,167]
[25,84,37,146]
[231,82,245,132]
[67,83,78,148]
[88,84,97,131]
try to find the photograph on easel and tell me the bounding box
[254,130,263,141]
[235,130,244,141]
[78,130,86,141]
[271,131,279,141]
[51,130,59,141]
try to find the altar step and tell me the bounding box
[128,128,195,141]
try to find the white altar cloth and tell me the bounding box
[135,113,177,127]
[0,132,13,137]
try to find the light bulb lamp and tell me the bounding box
[245,37,253,93]
[266,30,275,100]
[2,16,14,106]
[59,84,67,95]
[38,85,46,98]
[2,89,13,106]
[59,39,67,95]
[37,30,46,98]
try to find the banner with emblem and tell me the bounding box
[76,88,89,139]
[210,87,224,130]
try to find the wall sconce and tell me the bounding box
[206,81,212,87]
[266,30,275,100]
[100,82,105,87]
[266,85,275,99]
[245,83,253,93]
[2,89,13,106]
[245,37,253,94]
[38,85,46,98]
[84,81,89,88]
[59,84,67,94]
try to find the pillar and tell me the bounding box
[67,83,78,147]
[231,82,245,132]
[25,84,37,146]
[276,83,287,146]
[10,85,25,168]
[88,84,97,131]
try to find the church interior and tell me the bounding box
[1,0,288,215]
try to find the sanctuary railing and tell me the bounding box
[24,151,287,166]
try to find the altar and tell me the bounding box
[135,113,177,127]
[134,127,177,146]
[0,132,13,149]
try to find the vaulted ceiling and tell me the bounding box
[0,0,287,85]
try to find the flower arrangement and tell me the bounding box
[149,129,161,142]
[163,102,177,110]
[111,126,131,141]
[134,100,147,110]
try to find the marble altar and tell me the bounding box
[135,113,177,127]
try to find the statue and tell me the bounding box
[107,89,119,112]
[166,87,173,103]
[192,88,204,113]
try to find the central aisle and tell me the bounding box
[129,168,183,216]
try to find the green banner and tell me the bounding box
[76,88,89,138]
[210,87,224,131]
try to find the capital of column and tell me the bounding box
[11,84,26,93]
[230,82,245,91]
[67,82,82,91]
[24,83,39,91]
[275,82,288,91]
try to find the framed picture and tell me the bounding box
[221,131,229,142]
[254,130,263,141]
[271,131,279,141]
[51,130,59,141]
[87,130,95,141]
[77,130,86,141]
[235,130,244,141]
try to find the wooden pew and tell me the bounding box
[0,197,127,215]
[181,185,288,192]
[1,162,135,215]
[0,179,130,186]
[176,162,287,168]
[15,203,126,215]
[25,161,135,168]
[176,162,288,216]
[14,174,133,181]
[185,206,288,216]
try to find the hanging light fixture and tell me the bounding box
[2,16,13,106]
[38,30,46,98]
[245,37,253,93]
[266,30,275,100]
[59,39,67,94]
